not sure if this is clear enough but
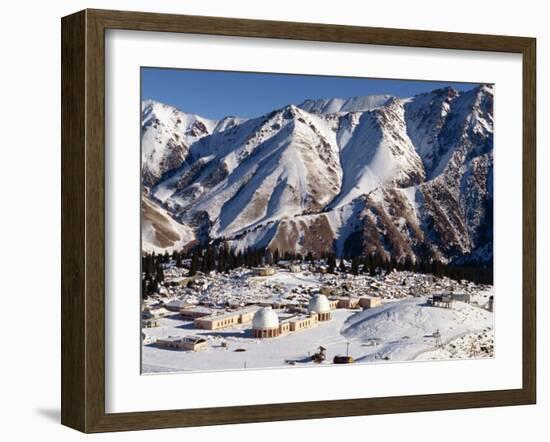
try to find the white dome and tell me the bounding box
[252,307,279,329]
[308,294,330,313]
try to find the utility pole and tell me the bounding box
[346,341,351,357]
[434,329,443,349]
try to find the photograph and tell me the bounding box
[140,68,495,374]
[1,0,542,437]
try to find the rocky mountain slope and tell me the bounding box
[141,85,493,264]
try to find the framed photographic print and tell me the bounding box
[61,9,536,433]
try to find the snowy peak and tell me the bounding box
[151,103,343,240]
[330,98,425,208]
[141,100,217,138]
[298,94,392,115]
[214,115,247,133]
[403,87,459,176]
[141,100,218,186]
[404,84,493,179]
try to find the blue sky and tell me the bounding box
[141,67,481,120]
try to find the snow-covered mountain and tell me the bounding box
[141,100,222,186]
[330,98,425,208]
[297,94,391,114]
[141,85,493,264]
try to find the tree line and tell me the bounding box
[141,245,493,298]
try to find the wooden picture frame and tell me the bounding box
[61,8,536,433]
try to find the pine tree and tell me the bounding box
[243,248,250,268]
[227,249,235,270]
[327,254,336,274]
[189,254,199,276]
[351,256,360,275]
[201,247,210,273]
[142,253,155,277]
[141,277,148,299]
[390,256,398,272]
[253,249,262,267]
[339,258,347,273]
[155,262,164,283]
[431,259,443,277]
[217,249,225,273]
[236,251,243,268]
[265,248,274,266]
[221,243,230,271]
[403,256,413,272]
[365,253,373,276]
[150,277,158,294]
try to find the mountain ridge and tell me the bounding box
[141,85,493,265]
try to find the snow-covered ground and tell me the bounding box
[341,296,493,362]
[143,309,358,373]
[415,328,494,361]
[142,269,494,373]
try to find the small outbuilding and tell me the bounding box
[164,298,187,312]
[451,293,471,304]
[359,296,382,309]
[430,293,453,308]
[141,307,159,328]
[337,296,360,309]
[252,266,277,277]
[179,305,213,320]
[156,335,208,351]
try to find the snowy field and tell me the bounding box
[142,270,494,374]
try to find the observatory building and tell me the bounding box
[252,307,280,338]
[308,294,331,321]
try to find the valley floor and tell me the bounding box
[142,270,494,373]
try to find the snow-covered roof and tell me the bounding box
[165,299,186,309]
[252,307,279,330]
[308,294,330,313]
[141,307,154,319]
[182,335,207,344]
[156,335,183,343]
[180,305,213,313]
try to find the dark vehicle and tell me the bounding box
[333,356,354,364]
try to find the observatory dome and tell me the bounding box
[252,307,279,329]
[308,294,330,313]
